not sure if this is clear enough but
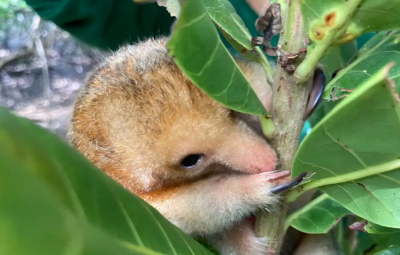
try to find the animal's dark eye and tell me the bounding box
[180,154,204,168]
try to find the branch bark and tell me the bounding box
[255,1,313,254]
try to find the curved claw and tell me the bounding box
[304,68,326,120]
[270,172,307,194]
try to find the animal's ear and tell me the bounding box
[235,60,272,112]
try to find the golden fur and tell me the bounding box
[69,37,281,255]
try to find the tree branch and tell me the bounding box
[255,0,312,254]
[294,0,363,83]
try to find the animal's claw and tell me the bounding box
[270,172,307,194]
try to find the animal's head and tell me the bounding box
[69,39,278,195]
[68,38,305,237]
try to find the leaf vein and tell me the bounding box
[114,196,144,246]
[313,206,340,219]
[378,173,400,185]
[138,200,178,255]
[189,43,220,77]
[295,215,325,232]
[323,125,368,168]
[297,158,337,177]
[176,13,207,32]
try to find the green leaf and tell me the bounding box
[373,245,400,255]
[291,63,400,228]
[167,0,268,115]
[286,194,350,234]
[320,40,359,77]
[356,31,390,58]
[201,0,275,77]
[301,0,400,45]
[353,232,381,255]
[364,222,400,235]
[202,0,252,50]
[308,100,339,127]
[319,46,347,82]
[369,234,400,255]
[0,108,214,255]
[324,30,400,100]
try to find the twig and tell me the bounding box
[33,15,53,130]
[294,0,364,83]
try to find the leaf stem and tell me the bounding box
[294,0,364,83]
[259,115,275,139]
[286,158,400,203]
[255,47,275,84]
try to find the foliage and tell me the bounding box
[165,0,400,253]
[290,63,400,228]
[3,0,400,254]
[167,0,269,115]
[0,0,28,18]
[0,0,31,44]
[0,108,214,255]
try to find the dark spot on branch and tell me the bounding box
[325,12,337,27]
[311,24,326,40]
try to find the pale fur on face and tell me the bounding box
[69,37,280,255]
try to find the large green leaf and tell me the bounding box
[156,0,269,65]
[0,152,151,255]
[202,0,252,50]
[0,108,214,255]
[286,194,350,234]
[369,234,400,255]
[201,0,274,83]
[301,0,400,45]
[373,245,400,255]
[167,0,268,115]
[324,30,400,100]
[205,0,273,73]
[364,222,400,235]
[356,32,390,58]
[291,64,400,228]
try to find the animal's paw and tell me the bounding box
[210,218,270,255]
